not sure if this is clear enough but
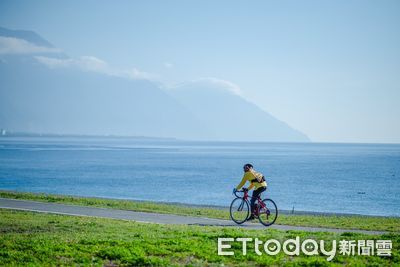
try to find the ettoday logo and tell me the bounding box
[217,237,392,261]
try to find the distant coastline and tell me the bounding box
[0,130,178,141]
[1,131,400,145]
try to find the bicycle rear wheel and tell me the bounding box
[258,198,278,226]
[230,197,249,224]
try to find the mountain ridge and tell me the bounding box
[0,26,54,48]
[0,27,310,142]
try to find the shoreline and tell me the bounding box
[2,189,398,218]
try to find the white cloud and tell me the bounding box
[174,77,242,95]
[35,55,157,81]
[0,36,60,54]
[35,56,108,72]
[123,68,157,80]
[76,56,109,72]
[35,56,70,68]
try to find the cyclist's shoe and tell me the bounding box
[247,214,257,221]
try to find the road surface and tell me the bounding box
[0,198,386,235]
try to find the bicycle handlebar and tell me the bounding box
[233,188,264,200]
[233,189,248,198]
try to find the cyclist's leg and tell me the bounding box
[250,187,266,215]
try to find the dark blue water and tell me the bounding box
[0,137,399,216]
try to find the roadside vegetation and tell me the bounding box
[0,209,398,266]
[1,191,399,233]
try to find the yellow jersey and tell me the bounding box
[235,170,267,190]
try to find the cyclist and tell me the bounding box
[233,163,267,220]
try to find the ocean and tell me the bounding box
[0,136,399,216]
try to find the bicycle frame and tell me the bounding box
[231,188,277,226]
[236,190,266,214]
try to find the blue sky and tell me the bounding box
[1,0,399,143]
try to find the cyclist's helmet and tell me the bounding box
[243,163,253,171]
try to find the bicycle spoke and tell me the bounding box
[238,201,244,211]
[258,199,278,227]
[230,197,249,224]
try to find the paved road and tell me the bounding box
[0,198,386,235]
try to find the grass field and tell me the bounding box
[0,209,398,266]
[0,190,399,232]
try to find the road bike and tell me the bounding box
[230,188,278,226]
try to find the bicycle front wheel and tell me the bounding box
[230,197,249,224]
[258,198,278,226]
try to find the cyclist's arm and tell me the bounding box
[235,173,250,190]
[248,183,254,190]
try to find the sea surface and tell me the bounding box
[0,137,399,216]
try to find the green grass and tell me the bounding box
[1,190,399,232]
[0,209,398,266]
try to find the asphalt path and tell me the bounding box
[0,198,386,235]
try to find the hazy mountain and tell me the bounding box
[0,26,54,47]
[169,81,309,142]
[0,61,214,139]
[0,28,211,139]
[0,27,309,142]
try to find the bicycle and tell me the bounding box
[230,188,278,226]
